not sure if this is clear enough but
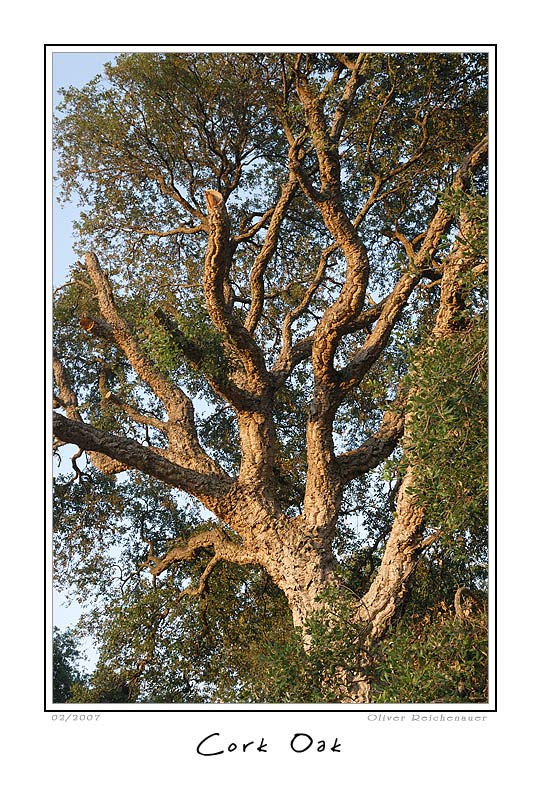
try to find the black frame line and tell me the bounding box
[45,42,497,714]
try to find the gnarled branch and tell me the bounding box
[152,307,260,412]
[53,350,125,475]
[203,190,269,396]
[337,407,405,484]
[244,177,297,334]
[140,525,256,578]
[82,252,224,477]
[53,412,233,506]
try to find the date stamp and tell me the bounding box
[50,714,101,722]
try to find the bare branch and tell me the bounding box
[203,191,269,395]
[337,407,405,484]
[292,70,372,384]
[152,307,260,412]
[432,207,486,338]
[244,177,297,334]
[83,253,191,411]
[337,134,489,394]
[273,242,336,375]
[102,390,168,432]
[143,162,207,225]
[122,221,205,237]
[336,272,421,393]
[140,525,256,578]
[234,206,281,244]
[53,412,232,504]
[411,134,489,267]
[421,531,441,551]
[53,349,125,475]
[273,293,385,385]
[330,53,369,142]
[333,53,360,71]
[79,314,116,343]
[82,252,224,476]
[176,555,222,599]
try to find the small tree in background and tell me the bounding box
[52,626,88,702]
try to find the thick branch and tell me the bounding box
[336,271,421,392]
[79,315,116,342]
[410,134,488,267]
[203,190,269,395]
[152,307,260,412]
[244,177,297,334]
[432,207,488,338]
[337,134,488,394]
[271,336,314,387]
[292,75,371,384]
[337,407,405,484]
[272,296,384,386]
[53,350,125,475]
[141,526,256,577]
[82,253,192,413]
[358,471,425,640]
[357,142,488,643]
[329,53,369,142]
[82,252,223,476]
[53,412,232,504]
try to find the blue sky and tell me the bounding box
[53,52,119,286]
[52,52,119,638]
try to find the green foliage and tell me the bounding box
[142,299,231,389]
[210,579,488,704]
[371,604,488,704]
[53,626,88,702]
[53,469,201,607]
[404,315,488,542]
[70,668,133,703]
[69,561,298,704]
[228,585,368,703]
[227,580,487,704]
[439,186,488,264]
[55,497,488,704]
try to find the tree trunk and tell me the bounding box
[227,489,426,702]
[357,471,425,638]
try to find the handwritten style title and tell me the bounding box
[196,731,341,756]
